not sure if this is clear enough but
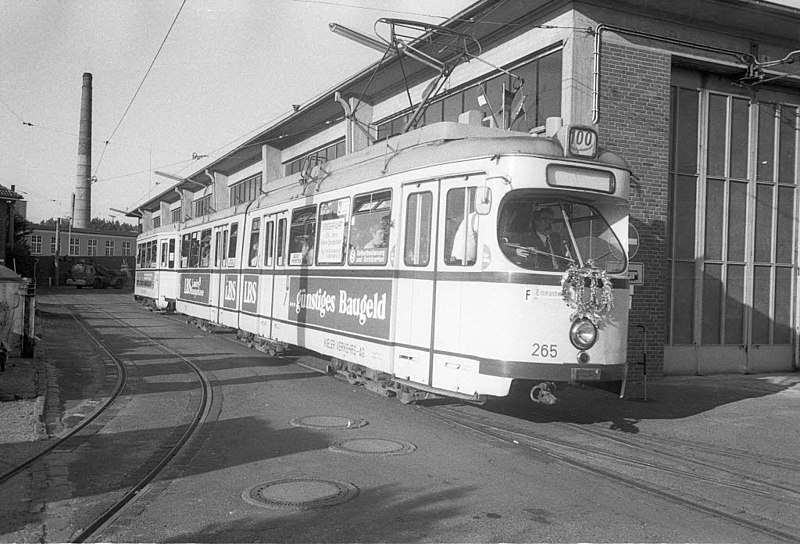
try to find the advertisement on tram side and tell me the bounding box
[287,276,392,339]
[179,273,210,304]
[221,274,259,312]
[136,271,154,289]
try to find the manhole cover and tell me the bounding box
[289,415,367,429]
[329,438,417,456]
[242,478,359,510]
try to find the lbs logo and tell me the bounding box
[241,275,259,312]
[223,275,238,309]
[224,280,237,301]
[223,275,259,311]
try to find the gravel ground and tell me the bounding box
[0,358,46,443]
[0,399,42,443]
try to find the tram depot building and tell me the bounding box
[129,0,800,379]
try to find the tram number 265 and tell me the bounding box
[531,343,558,357]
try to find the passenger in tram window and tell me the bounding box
[249,240,259,267]
[299,237,313,265]
[200,245,210,268]
[449,212,478,265]
[363,216,390,249]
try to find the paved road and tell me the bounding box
[7,288,800,542]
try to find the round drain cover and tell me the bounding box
[289,415,367,429]
[242,478,359,510]
[329,438,416,456]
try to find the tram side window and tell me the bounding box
[277,218,287,266]
[181,234,190,268]
[249,218,260,267]
[199,229,211,267]
[317,197,350,266]
[227,223,239,266]
[348,190,391,266]
[404,191,433,266]
[168,239,176,268]
[263,219,275,267]
[188,232,201,268]
[160,241,168,267]
[445,186,478,266]
[289,205,317,266]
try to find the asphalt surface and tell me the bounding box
[2,288,799,542]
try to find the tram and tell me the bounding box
[135,118,631,404]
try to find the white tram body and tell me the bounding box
[134,230,180,312]
[135,120,631,403]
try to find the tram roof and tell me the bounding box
[167,122,632,226]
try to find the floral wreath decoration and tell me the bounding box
[560,261,615,325]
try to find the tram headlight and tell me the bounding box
[569,318,597,350]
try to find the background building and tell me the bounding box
[25,225,138,286]
[129,0,800,377]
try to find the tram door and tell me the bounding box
[269,213,290,342]
[259,211,287,340]
[394,180,439,385]
[210,223,230,324]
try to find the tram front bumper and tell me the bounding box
[479,360,627,384]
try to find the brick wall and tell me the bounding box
[597,40,671,378]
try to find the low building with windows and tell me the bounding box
[26,225,138,285]
[129,0,800,378]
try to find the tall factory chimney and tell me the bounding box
[74,72,92,229]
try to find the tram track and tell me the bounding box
[132,298,800,542]
[550,416,800,496]
[426,403,800,543]
[4,293,214,543]
[0,304,127,487]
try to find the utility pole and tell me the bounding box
[68,193,75,257]
[54,218,60,286]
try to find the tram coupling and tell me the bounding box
[530,382,558,404]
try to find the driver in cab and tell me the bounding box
[508,207,570,271]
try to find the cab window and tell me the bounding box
[498,195,625,273]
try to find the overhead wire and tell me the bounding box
[0,96,25,123]
[93,0,187,180]
[284,0,571,28]
[285,0,451,20]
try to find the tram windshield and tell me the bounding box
[498,197,626,273]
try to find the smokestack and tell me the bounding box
[74,72,92,229]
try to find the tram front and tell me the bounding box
[478,125,631,403]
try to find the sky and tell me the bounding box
[2,0,800,226]
[0,0,473,225]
